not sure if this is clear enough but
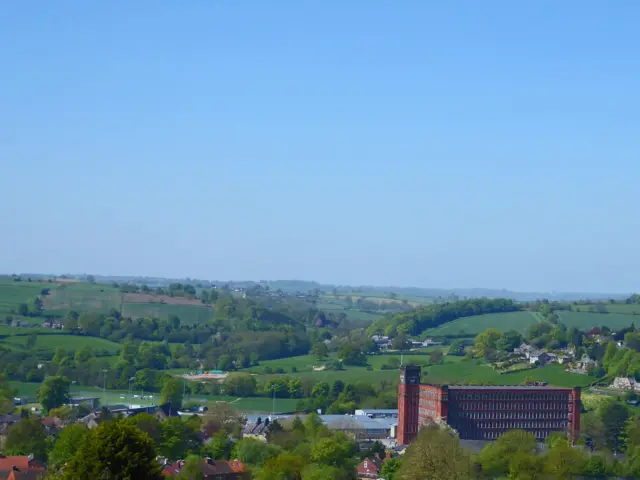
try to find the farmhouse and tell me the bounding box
[611,377,640,391]
[356,453,387,478]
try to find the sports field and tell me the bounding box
[423,311,541,336]
[557,311,636,330]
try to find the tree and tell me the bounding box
[26,332,38,349]
[429,349,444,365]
[478,430,537,477]
[474,328,502,358]
[5,417,48,461]
[207,430,232,460]
[380,458,402,480]
[397,426,473,480]
[159,417,200,461]
[391,333,410,351]
[235,438,282,466]
[64,419,163,479]
[217,354,232,371]
[309,435,355,468]
[447,339,466,356]
[124,413,163,446]
[337,343,367,366]
[600,400,629,452]
[311,342,329,361]
[75,345,93,363]
[17,303,29,316]
[37,376,71,412]
[177,455,204,480]
[497,329,523,352]
[259,454,306,480]
[49,424,89,468]
[223,373,257,397]
[544,437,585,479]
[508,452,544,480]
[301,464,345,480]
[160,378,183,409]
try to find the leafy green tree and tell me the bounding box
[177,455,204,480]
[17,303,29,316]
[429,349,444,365]
[250,352,260,366]
[235,438,282,466]
[544,437,585,479]
[37,376,71,412]
[159,417,200,461]
[160,378,183,409]
[601,400,629,452]
[309,434,355,468]
[380,458,402,480]
[478,430,537,476]
[75,345,93,363]
[474,328,502,358]
[288,379,304,398]
[311,382,330,398]
[311,342,329,360]
[447,339,466,356]
[64,419,162,479]
[581,455,609,478]
[207,430,232,460]
[397,426,474,480]
[26,333,38,349]
[217,354,232,371]
[301,464,345,480]
[223,373,257,396]
[259,454,306,480]
[497,329,523,352]
[124,413,163,446]
[337,343,367,366]
[49,424,88,468]
[5,417,48,461]
[508,452,544,480]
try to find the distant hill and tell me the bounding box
[3,274,628,302]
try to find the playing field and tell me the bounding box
[423,311,541,337]
[1,333,121,354]
[0,280,56,315]
[44,282,122,314]
[557,311,636,330]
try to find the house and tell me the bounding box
[354,409,398,419]
[514,343,534,358]
[242,418,269,442]
[612,377,637,390]
[0,415,21,435]
[422,339,442,347]
[77,413,101,429]
[528,350,542,364]
[67,397,100,409]
[40,417,63,435]
[161,457,249,479]
[557,355,570,365]
[530,352,556,365]
[0,455,45,479]
[356,453,387,478]
[371,335,391,350]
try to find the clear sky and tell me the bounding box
[1,1,638,293]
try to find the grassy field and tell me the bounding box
[8,382,298,413]
[0,333,121,354]
[573,304,640,315]
[424,361,593,388]
[557,311,637,330]
[122,302,213,324]
[44,282,122,314]
[0,280,56,315]
[423,311,541,336]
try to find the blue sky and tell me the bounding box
[1,1,638,292]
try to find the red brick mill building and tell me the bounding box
[398,365,581,445]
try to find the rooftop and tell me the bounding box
[445,385,574,391]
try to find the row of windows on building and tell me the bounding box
[455,401,568,411]
[474,429,556,440]
[452,420,569,431]
[451,410,570,420]
[449,392,570,401]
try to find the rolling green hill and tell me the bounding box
[557,311,637,330]
[0,280,57,315]
[423,311,541,337]
[0,333,121,354]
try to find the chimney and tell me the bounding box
[205,457,214,465]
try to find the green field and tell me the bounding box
[573,304,640,315]
[423,311,541,337]
[557,311,637,330]
[8,382,298,413]
[44,283,122,314]
[424,361,592,388]
[122,302,213,324]
[1,333,121,354]
[0,280,56,315]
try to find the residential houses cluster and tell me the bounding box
[513,343,597,374]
